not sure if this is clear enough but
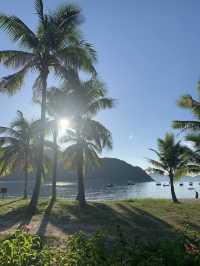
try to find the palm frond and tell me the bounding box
[0,50,33,69]
[0,14,38,48]
[148,159,166,171]
[34,0,44,23]
[87,98,115,115]
[173,120,200,131]
[0,65,30,95]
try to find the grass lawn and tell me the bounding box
[0,198,200,244]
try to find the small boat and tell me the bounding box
[189,182,193,186]
[163,184,170,187]
[106,184,114,188]
[179,183,183,186]
[188,187,195,190]
[156,183,161,186]
[128,181,135,186]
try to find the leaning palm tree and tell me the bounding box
[62,118,112,207]
[0,0,96,210]
[148,133,194,203]
[0,111,41,199]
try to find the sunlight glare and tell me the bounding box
[59,119,70,130]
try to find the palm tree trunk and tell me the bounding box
[23,157,28,199]
[52,125,58,202]
[169,173,179,203]
[29,68,48,212]
[76,151,86,207]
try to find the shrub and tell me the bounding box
[0,230,50,266]
[1,228,200,265]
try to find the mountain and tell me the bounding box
[85,158,153,186]
[0,157,153,186]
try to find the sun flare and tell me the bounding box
[58,119,70,130]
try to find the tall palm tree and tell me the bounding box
[46,74,114,202]
[59,75,114,207]
[62,118,112,207]
[148,133,194,203]
[0,0,96,211]
[0,111,41,199]
[46,92,61,202]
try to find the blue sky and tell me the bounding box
[0,0,200,168]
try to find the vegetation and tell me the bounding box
[1,229,200,266]
[0,111,42,199]
[148,133,196,203]
[0,0,96,212]
[1,199,200,265]
[173,86,200,133]
[1,0,200,264]
[61,75,114,206]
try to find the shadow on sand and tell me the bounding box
[36,200,177,241]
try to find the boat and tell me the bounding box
[188,187,195,190]
[163,184,170,187]
[179,183,183,186]
[156,183,161,186]
[106,184,114,188]
[128,181,135,185]
[189,182,193,186]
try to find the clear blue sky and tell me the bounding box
[0,0,200,168]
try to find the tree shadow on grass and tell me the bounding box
[0,205,33,232]
[38,201,177,241]
[0,198,23,208]
[37,199,55,236]
[186,222,200,233]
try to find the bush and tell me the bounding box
[0,230,50,266]
[1,228,200,265]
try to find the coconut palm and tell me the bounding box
[62,118,112,207]
[172,87,200,132]
[45,91,62,202]
[0,0,96,210]
[0,111,49,198]
[58,75,114,207]
[148,133,194,203]
[46,73,114,202]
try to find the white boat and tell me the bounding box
[163,183,170,187]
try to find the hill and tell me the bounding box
[0,157,152,186]
[85,158,153,186]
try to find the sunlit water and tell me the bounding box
[1,175,200,200]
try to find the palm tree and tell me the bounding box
[0,111,40,199]
[59,75,114,207]
[45,91,62,202]
[45,73,114,202]
[172,88,200,132]
[62,118,112,207]
[0,0,96,211]
[148,133,193,203]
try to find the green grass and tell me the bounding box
[0,198,200,244]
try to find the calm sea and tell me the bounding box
[0,175,200,200]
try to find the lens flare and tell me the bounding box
[59,119,70,129]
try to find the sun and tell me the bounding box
[58,119,70,130]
